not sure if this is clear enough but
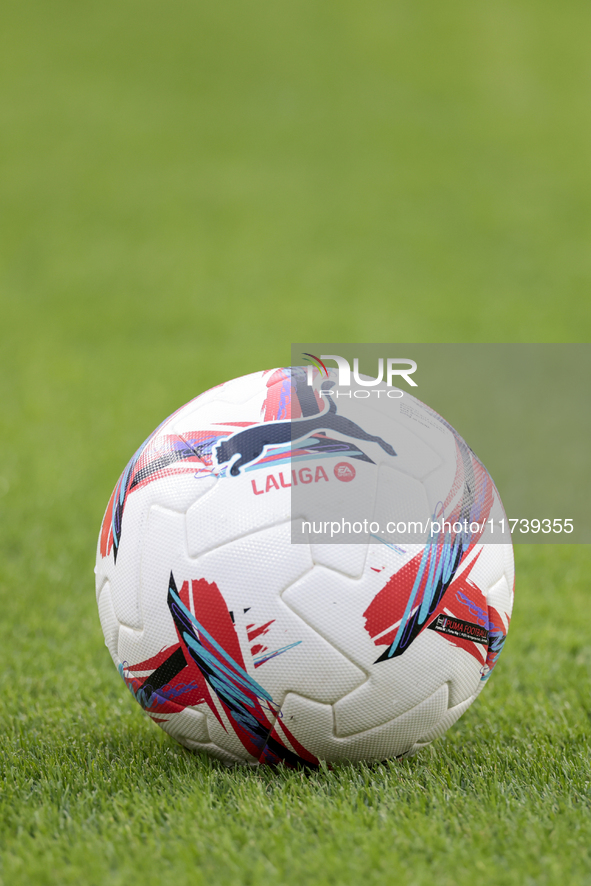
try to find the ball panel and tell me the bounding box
[156,706,209,745]
[309,542,368,578]
[415,693,476,745]
[276,683,450,763]
[104,489,146,630]
[97,582,119,667]
[371,464,432,542]
[184,474,292,558]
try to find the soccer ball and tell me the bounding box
[95,368,514,766]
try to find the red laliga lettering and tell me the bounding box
[314,466,329,483]
[299,468,313,484]
[251,472,294,494]
[266,474,280,492]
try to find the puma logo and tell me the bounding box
[215,395,396,476]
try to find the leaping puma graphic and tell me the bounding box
[215,394,396,476]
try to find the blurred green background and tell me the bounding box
[2,0,590,494]
[1,1,590,884]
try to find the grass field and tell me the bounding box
[1,1,590,884]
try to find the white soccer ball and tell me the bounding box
[95,367,514,766]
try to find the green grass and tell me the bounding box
[1,546,590,885]
[1,0,591,883]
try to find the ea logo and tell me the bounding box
[334,462,356,482]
